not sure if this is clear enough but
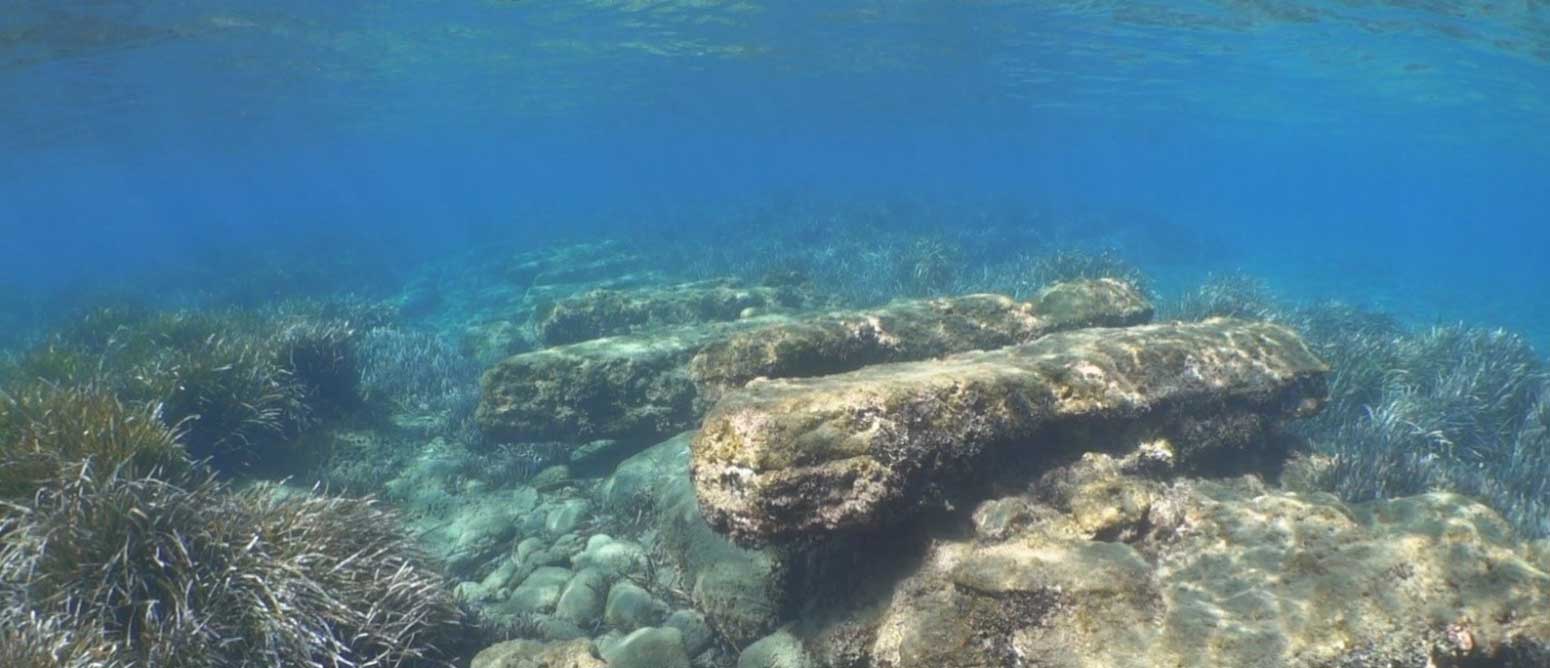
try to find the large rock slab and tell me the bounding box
[692,318,1329,545]
[795,457,1550,668]
[535,279,806,346]
[477,317,786,443]
[480,282,1150,445]
[690,279,1152,401]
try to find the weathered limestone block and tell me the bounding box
[692,318,1329,545]
[690,278,1152,400]
[535,280,805,346]
[800,462,1550,668]
[480,282,1150,445]
[477,317,786,443]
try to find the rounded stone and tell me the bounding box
[604,580,669,630]
[738,629,813,668]
[666,609,714,656]
[509,566,574,614]
[572,534,647,579]
[599,627,690,668]
[555,567,608,626]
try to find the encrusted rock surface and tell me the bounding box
[535,279,805,346]
[787,453,1550,668]
[477,317,786,443]
[692,318,1329,545]
[479,281,1149,446]
[690,279,1152,401]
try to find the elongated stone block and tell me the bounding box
[480,281,1150,445]
[478,317,787,444]
[691,318,1329,545]
[536,280,805,347]
[689,279,1151,400]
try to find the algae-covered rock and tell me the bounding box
[692,318,1329,545]
[690,279,1152,401]
[801,466,1550,668]
[535,279,803,346]
[480,283,1149,446]
[477,316,787,444]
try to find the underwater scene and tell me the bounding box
[3,1,1550,667]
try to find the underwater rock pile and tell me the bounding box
[455,275,1550,668]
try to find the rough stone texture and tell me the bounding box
[692,318,1329,545]
[477,316,787,443]
[795,455,1550,668]
[480,283,1149,446]
[690,279,1153,401]
[471,638,603,668]
[535,279,805,346]
[597,434,788,646]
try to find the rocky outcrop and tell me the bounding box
[691,279,1152,401]
[479,281,1152,446]
[535,280,807,346]
[692,318,1329,545]
[782,451,1550,668]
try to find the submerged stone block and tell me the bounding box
[690,279,1152,400]
[477,317,786,443]
[479,281,1150,445]
[691,318,1329,545]
[535,279,805,346]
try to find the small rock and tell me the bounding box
[555,568,608,626]
[666,609,713,656]
[516,537,546,564]
[547,499,593,537]
[536,616,588,642]
[738,629,813,668]
[572,534,647,579]
[593,630,625,657]
[600,627,690,668]
[509,566,574,614]
[604,581,669,630]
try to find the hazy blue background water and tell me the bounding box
[2,1,1547,342]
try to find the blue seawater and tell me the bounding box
[2,2,1546,336]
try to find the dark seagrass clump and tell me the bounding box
[0,466,468,668]
[0,611,125,668]
[0,385,191,501]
